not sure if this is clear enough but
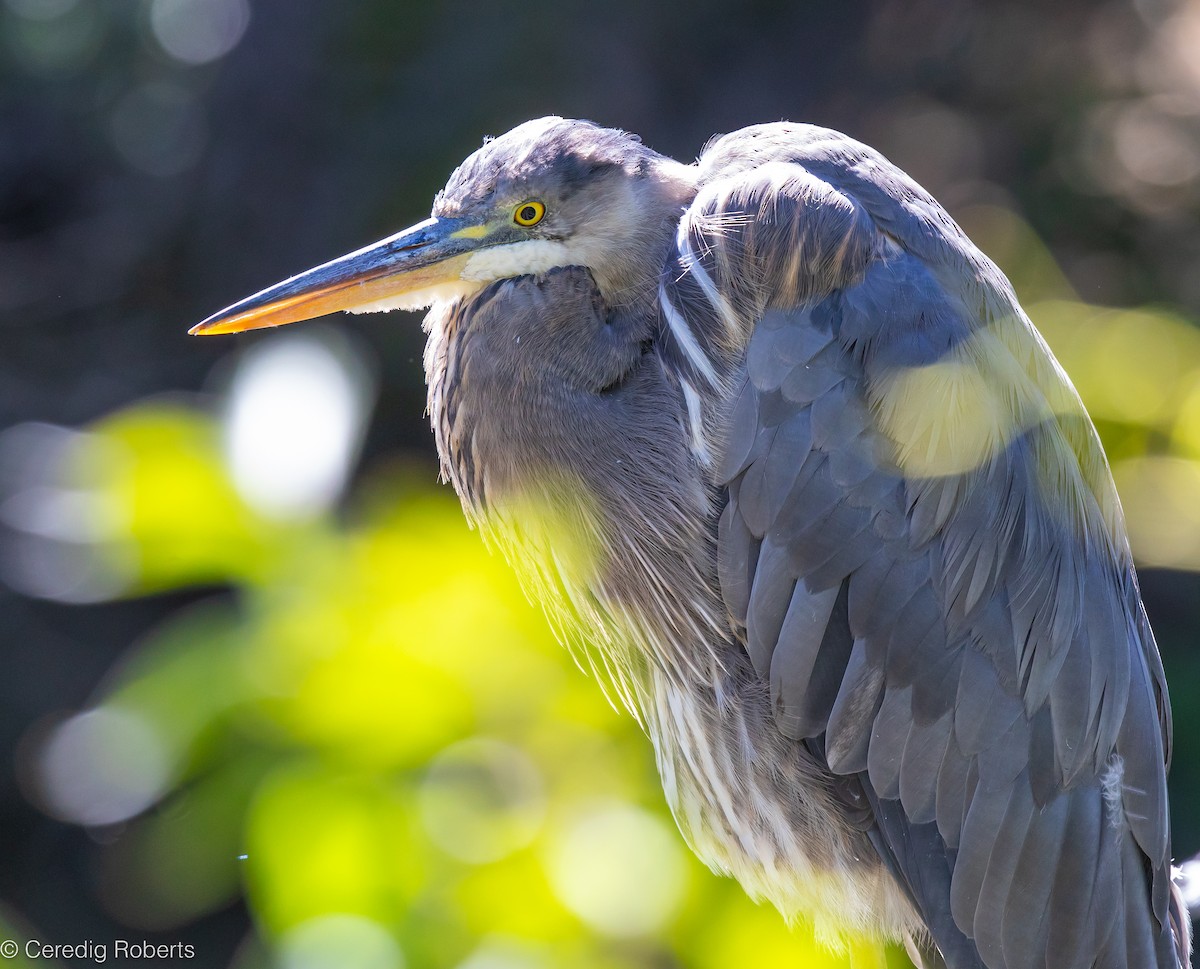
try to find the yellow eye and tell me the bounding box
[513,201,546,227]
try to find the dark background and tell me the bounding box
[2,0,1199,966]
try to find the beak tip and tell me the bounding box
[188,318,228,336]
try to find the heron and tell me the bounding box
[192,117,1192,969]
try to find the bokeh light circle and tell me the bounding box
[222,331,371,520]
[149,0,250,65]
[543,801,687,937]
[278,914,402,969]
[109,81,206,177]
[418,738,546,864]
[37,707,170,826]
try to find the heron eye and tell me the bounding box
[513,201,546,227]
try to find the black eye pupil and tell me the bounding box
[519,206,537,222]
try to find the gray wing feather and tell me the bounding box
[952,650,1022,757]
[825,641,884,774]
[715,374,761,483]
[935,736,973,849]
[769,578,850,739]
[757,407,816,525]
[716,498,756,626]
[948,777,1014,948]
[972,778,1036,967]
[1045,788,1106,965]
[687,126,1184,968]
[867,683,913,800]
[999,787,1068,968]
[898,712,953,823]
[743,536,796,677]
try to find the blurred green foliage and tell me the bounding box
[960,204,1200,569]
[35,395,908,967]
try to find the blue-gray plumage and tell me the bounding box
[192,117,1192,968]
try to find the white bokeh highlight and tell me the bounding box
[0,422,135,602]
[37,707,171,826]
[543,801,688,937]
[278,914,402,969]
[455,938,550,969]
[222,331,373,521]
[149,0,250,65]
[418,738,546,864]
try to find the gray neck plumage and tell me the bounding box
[423,260,731,716]
[583,156,699,314]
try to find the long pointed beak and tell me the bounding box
[190,216,489,335]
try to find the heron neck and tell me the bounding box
[591,157,699,311]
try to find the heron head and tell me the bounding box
[191,117,695,335]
